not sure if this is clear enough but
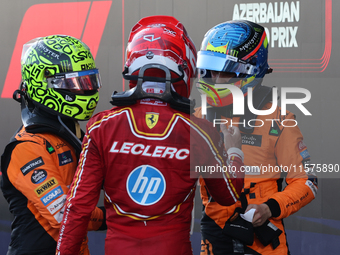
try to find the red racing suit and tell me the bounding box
[195,87,318,255]
[56,99,245,255]
[1,126,104,255]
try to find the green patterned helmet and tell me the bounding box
[21,35,102,121]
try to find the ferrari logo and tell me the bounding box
[146,112,159,129]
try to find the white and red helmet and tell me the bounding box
[124,15,197,98]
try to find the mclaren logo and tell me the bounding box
[146,112,159,129]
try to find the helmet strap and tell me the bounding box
[75,121,81,139]
[57,116,82,148]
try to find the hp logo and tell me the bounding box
[126,165,166,206]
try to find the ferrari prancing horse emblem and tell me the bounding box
[146,112,159,129]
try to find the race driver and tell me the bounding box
[195,20,318,255]
[56,16,245,255]
[1,35,106,255]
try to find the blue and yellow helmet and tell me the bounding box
[196,20,271,107]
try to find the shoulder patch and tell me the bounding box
[20,157,45,176]
[300,149,311,160]
[298,141,307,152]
[35,177,59,197]
[58,150,74,166]
[241,134,262,147]
[47,195,66,215]
[31,169,48,184]
[40,186,64,206]
[269,120,281,136]
[45,140,55,154]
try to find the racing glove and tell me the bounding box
[254,220,282,249]
[222,207,254,246]
[87,206,107,231]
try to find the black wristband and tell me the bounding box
[264,199,281,218]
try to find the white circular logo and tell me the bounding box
[126,165,166,206]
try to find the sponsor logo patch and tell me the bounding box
[126,165,166,206]
[58,150,73,166]
[241,134,262,147]
[35,178,58,197]
[305,180,318,197]
[47,195,66,215]
[300,149,310,160]
[55,142,67,149]
[31,169,47,184]
[269,128,279,136]
[298,141,307,152]
[54,205,65,223]
[269,120,281,136]
[40,186,64,206]
[45,141,55,154]
[140,98,167,106]
[20,157,44,176]
[145,112,159,129]
[146,51,154,59]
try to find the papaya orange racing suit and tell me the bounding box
[1,125,105,255]
[195,86,318,255]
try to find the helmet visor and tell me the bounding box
[197,51,257,76]
[47,69,102,91]
[198,68,245,85]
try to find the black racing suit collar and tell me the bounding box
[20,100,84,157]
